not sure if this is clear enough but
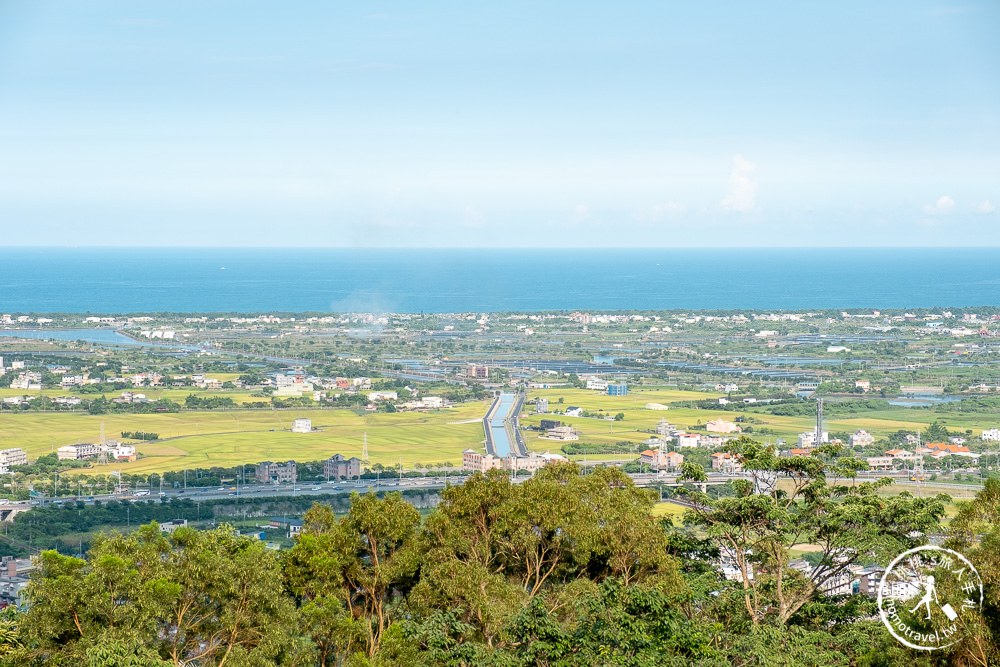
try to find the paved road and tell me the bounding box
[23,470,985,509]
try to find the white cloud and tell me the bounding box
[976,200,996,214]
[719,155,757,212]
[922,195,956,215]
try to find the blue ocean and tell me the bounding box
[1,247,998,313]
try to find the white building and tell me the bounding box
[0,448,27,471]
[849,430,875,448]
[544,426,578,441]
[57,443,102,461]
[291,418,312,434]
[368,391,398,401]
[585,378,608,391]
[797,431,828,448]
[676,433,700,448]
[981,428,1000,442]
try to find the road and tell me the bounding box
[21,470,986,510]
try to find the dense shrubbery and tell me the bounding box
[120,431,159,441]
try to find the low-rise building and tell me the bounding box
[981,427,1000,442]
[711,452,742,472]
[323,454,361,480]
[797,431,828,448]
[850,430,875,447]
[564,407,583,417]
[885,449,914,460]
[676,433,700,448]
[0,448,27,470]
[705,418,741,434]
[585,378,608,391]
[56,443,102,461]
[545,426,578,441]
[466,364,489,379]
[462,448,503,473]
[160,519,189,534]
[291,418,312,433]
[256,461,297,484]
[368,391,398,402]
[639,449,684,471]
[535,398,549,414]
[866,455,894,470]
[607,383,628,396]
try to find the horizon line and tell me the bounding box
[3,245,1000,250]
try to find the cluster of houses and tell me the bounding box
[866,441,978,469]
[56,441,137,462]
[462,448,568,474]
[643,419,742,450]
[8,371,41,390]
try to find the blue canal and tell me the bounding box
[490,393,516,457]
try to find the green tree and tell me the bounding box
[21,523,307,666]
[283,492,421,663]
[677,436,947,626]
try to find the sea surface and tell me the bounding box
[2,247,999,313]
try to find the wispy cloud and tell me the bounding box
[923,195,956,215]
[976,200,996,214]
[719,155,757,212]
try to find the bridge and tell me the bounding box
[0,503,31,523]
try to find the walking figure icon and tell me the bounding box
[909,575,938,620]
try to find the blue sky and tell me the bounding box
[0,1,997,247]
